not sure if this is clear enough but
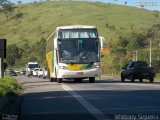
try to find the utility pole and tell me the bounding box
[135,50,138,61]
[149,39,152,67]
[0,58,4,79]
[132,51,135,61]
[0,58,1,78]
[0,39,7,79]
[133,50,138,61]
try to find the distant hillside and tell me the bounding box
[0,1,159,46]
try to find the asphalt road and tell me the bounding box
[16,76,160,120]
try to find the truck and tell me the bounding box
[46,25,105,83]
[33,68,40,76]
[121,61,155,83]
[37,68,48,79]
[26,62,39,76]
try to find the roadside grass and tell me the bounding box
[155,74,160,82]
[102,73,160,83]
[0,76,22,115]
[0,76,21,97]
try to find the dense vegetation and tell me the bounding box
[0,1,160,73]
[0,76,21,96]
[102,24,160,75]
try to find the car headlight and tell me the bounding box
[92,64,100,69]
[59,66,68,70]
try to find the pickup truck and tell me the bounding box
[33,68,40,76]
[121,61,155,83]
[37,68,48,79]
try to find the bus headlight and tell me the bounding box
[59,66,68,70]
[92,64,100,69]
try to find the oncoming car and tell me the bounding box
[121,61,155,83]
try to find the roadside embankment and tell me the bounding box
[0,76,22,119]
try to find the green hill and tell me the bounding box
[0,1,159,46]
[0,1,160,69]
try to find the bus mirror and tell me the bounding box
[55,43,58,50]
[55,39,61,50]
[99,36,105,49]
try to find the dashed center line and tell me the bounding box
[61,84,111,120]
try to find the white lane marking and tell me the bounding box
[61,84,111,120]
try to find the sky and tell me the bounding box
[9,0,160,11]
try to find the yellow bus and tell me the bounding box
[46,25,105,83]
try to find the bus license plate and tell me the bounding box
[77,72,84,75]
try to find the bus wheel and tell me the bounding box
[57,78,63,83]
[55,78,57,82]
[50,78,55,82]
[89,77,95,83]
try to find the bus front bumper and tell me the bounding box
[57,68,100,79]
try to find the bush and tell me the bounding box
[0,76,21,96]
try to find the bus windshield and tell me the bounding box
[59,38,99,63]
[28,64,39,68]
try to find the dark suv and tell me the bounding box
[121,61,155,82]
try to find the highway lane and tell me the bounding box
[17,76,160,120]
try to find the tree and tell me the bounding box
[153,10,159,19]
[6,44,21,67]
[32,37,46,58]
[0,0,14,20]
[28,55,38,62]
[37,38,46,58]
[20,39,31,53]
[118,36,129,48]
[147,24,160,38]
[126,32,146,51]
[17,0,22,4]
[125,1,127,6]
